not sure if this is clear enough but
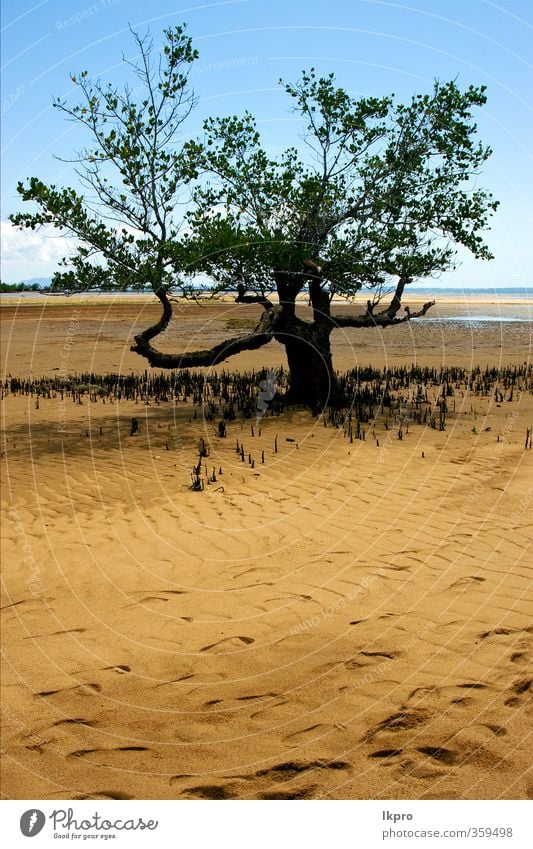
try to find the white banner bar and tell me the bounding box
[1,800,530,848]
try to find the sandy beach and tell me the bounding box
[1,296,532,801]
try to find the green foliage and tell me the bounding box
[10,25,198,294]
[10,28,497,310]
[188,71,498,302]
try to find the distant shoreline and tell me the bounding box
[2,290,532,308]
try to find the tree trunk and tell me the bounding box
[272,269,338,409]
[280,327,336,409]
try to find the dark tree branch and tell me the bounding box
[303,258,331,324]
[235,283,273,308]
[133,286,173,346]
[375,275,412,318]
[332,299,434,329]
[131,288,277,367]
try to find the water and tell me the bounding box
[410,286,532,299]
[2,286,532,326]
[423,315,530,324]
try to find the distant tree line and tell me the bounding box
[0,281,49,292]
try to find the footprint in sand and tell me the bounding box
[127,596,169,606]
[25,740,53,754]
[366,744,453,778]
[479,627,515,639]
[448,682,487,706]
[368,749,403,760]
[453,741,509,770]
[236,692,279,702]
[37,682,102,697]
[504,678,531,707]
[255,760,350,780]
[417,746,457,765]
[344,650,399,669]
[250,698,290,720]
[67,746,149,761]
[52,717,96,728]
[284,724,331,744]
[179,784,238,800]
[448,576,486,589]
[195,761,349,798]
[363,708,431,741]
[398,760,447,780]
[406,686,440,705]
[74,791,134,800]
[411,734,509,772]
[23,627,86,640]
[0,597,55,613]
[482,723,507,737]
[259,787,317,799]
[67,748,99,760]
[199,636,254,653]
[510,651,529,664]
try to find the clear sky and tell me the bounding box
[1,0,532,287]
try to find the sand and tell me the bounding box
[1,297,532,801]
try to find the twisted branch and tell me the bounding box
[332,299,434,329]
[131,288,277,367]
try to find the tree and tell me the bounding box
[11,28,498,407]
[174,72,498,404]
[11,25,199,300]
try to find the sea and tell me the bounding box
[1,286,532,325]
[405,287,532,324]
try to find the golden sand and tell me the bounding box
[1,298,532,800]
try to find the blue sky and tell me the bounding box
[1,0,532,286]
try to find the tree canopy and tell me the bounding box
[186,70,496,299]
[12,25,198,296]
[10,24,498,404]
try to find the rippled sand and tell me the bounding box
[1,297,532,800]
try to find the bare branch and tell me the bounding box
[235,283,273,308]
[131,288,277,367]
[375,274,412,318]
[332,299,434,329]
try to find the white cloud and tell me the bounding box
[1,220,77,281]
